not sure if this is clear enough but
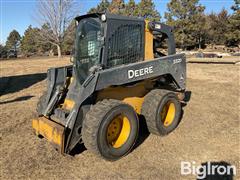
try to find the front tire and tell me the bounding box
[142,89,182,136]
[82,99,139,161]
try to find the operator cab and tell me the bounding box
[74,13,176,84]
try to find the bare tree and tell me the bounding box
[36,0,77,58]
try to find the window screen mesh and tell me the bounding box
[107,24,143,67]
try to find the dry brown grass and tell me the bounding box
[0,57,239,179]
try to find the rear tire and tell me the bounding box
[142,89,182,136]
[82,99,139,161]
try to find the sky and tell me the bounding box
[0,0,234,45]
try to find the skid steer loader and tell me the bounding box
[32,12,186,161]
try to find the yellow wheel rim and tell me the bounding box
[160,101,176,127]
[107,115,131,148]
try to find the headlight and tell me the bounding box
[101,14,106,22]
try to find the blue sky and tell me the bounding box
[0,0,234,44]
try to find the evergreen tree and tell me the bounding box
[88,0,110,13]
[217,9,229,44]
[21,25,41,55]
[109,0,125,14]
[205,9,229,45]
[137,0,160,21]
[231,0,240,11]
[0,44,8,58]
[124,0,138,16]
[165,0,205,49]
[38,24,53,53]
[225,0,240,47]
[193,12,207,49]
[6,30,21,51]
[88,0,160,21]
[205,12,218,45]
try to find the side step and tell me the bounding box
[32,117,65,153]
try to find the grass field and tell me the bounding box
[0,57,239,179]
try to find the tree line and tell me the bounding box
[0,0,239,59]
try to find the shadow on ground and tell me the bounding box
[133,115,150,150]
[197,161,235,180]
[0,95,34,105]
[70,143,87,156]
[0,73,46,96]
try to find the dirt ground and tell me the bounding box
[0,57,239,179]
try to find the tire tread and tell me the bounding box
[142,89,176,135]
[82,99,125,157]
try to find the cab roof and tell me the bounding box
[75,12,144,22]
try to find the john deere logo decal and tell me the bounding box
[128,66,153,79]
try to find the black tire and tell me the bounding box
[142,89,182,136]
[36,91,47,116]
[82,99,139,161]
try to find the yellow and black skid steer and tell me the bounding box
[32,12,186,161]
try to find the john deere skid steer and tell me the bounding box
[32,12,186,161]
